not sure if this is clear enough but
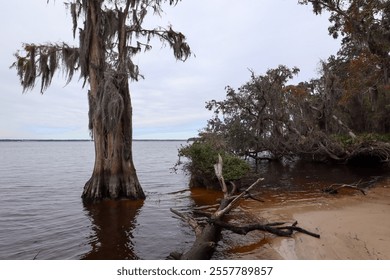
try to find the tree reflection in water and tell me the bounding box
[82,199,144,260]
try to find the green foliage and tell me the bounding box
[332,134,356,147]
[178,141,250,182]
[222,155,252,181]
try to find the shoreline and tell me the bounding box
[232,177,390,260]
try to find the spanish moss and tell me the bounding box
[11,0,191,202]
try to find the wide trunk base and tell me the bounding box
[82,171,145,202]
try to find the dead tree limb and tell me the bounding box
[170,208,203,237]
[170,154,319,259]
[212,220,320,239]
[170,154,264,259]
[170,177,264,259]
[214,154,228,197]
[244,191,265,202]
[193,204,220,211]
[214,178,264,218]
[323,180,366,195]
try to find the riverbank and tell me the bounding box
[232,177,390,260]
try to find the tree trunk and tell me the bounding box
[82,83,145,202]
[81,1,145,202]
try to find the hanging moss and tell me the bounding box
[102,9,119,43]
[38,52,50,93]
[87,90,96,135]
[62,46,79,84]
[78,25,91,83]
[22,45,37,91]
[12,1,191,94]
[48,49,58,82]
[100,71,125,133]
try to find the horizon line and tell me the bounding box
[0,138,191,142]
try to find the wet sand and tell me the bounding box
[234,177,390,260]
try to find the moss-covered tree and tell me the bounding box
[12,0,191,202]
[299,0,390,133]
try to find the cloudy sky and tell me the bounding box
[0,0,340,140]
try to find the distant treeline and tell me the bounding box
[0,139,186,142]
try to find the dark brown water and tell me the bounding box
[0,141,388,259]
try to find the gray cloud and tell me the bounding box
[0,0,340,139]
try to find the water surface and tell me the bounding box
[0,141,387,259]
[0,140,193,260]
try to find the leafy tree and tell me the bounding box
[200,65,363,163]
[299,1,389,72]
[180,2,390,175]
[299,0,390,133]
[12,0,191,202]
[205,65,306,161]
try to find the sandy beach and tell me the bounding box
[233,177,390,260]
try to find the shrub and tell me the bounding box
[178,141,250,182]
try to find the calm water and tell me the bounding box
[0,141,388,260]
[0,140,194,260]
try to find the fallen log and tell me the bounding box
[170,177,263,260]
[169,154,263,259]
[170,154,320,259]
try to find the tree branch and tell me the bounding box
[212,219,320,239]
[323,180,367,195]
[170,208,203,237]
[214,178,264,218]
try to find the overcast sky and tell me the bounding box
[0,0,340,140]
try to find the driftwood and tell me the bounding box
[170,177,263,259]
[170,154,320,260]
[323,180,367,195]
[212,220,320,238]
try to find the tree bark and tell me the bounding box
[82,83,145,202]
[81,1,145,202]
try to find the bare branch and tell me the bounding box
[323,180,367,195]
[214,154,229,197]
[213,219,320,239]
[214,178,264,218]
[170,208,203,237]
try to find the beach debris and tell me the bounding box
[169,154,320,260]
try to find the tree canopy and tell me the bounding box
[12,0,191,94]
[179,0,390,181]
[12,0,191,201]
